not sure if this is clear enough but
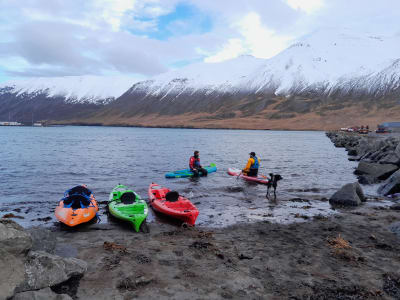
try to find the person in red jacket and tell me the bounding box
[189,150,208,177]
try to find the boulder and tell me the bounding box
[391,204,400,211]
[0,219,32,255]
[379,152,400,165]
[17,251,87,292]
[329,183,366,206]
[13,287,72,300]
[27,227,57,254]
[0,248,25,300]
[354,162,398,181]
[395,143,400,158]
[378,170,400,196]
[358,175,378,185]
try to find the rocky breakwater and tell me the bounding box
[0,219,87,300]
[326,131,400,197]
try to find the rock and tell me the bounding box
[17,251,87,292]
[389,222,400,239]
[391,204,400,211]
[27,227,57,254]
[347,148,357,156]
[395,143,400,158]
[0,248,25,300]
[354,162,398,180]
[13,287,72,300]
[0,219,32,255]
[379,152,400,165]
[378,170,400,196]
[358,175,379,185]
[329,182,366,206]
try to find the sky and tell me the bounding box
[0,0,399,83]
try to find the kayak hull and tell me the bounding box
[165,163,217,178]
[108,185,148,232]
[227,168,269,185]
[148,183,199,226]
[55,189,98,227]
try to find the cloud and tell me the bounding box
[204,12,292,62]
[286,0,324,14]
[0,0,400,82]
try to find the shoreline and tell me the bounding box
[3,203,399,299]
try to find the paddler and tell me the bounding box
[189,150,208,177]
[242,152,259,177]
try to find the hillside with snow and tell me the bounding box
[1,29,400,128]
[0,75,138,104]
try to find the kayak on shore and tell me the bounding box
[227,168,269,185]
[148,183,199,226]
[55,185,99,227]
[108,184,148,232]
[165,163,217,178]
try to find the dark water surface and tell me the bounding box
[0,126,380,227]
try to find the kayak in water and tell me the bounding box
[148,183,199,226]
[108,184,148,232]
[227,168,269,185]
[55,185,99,227]
[165,163,217,178]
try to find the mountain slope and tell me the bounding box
[0,75,137,122]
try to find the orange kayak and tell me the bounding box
[55,185,98,227]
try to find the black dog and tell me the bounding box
[266,173,282,200]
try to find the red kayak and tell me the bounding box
[227,168,269,185]
[148,183,199,226]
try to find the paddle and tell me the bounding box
[237,171,242,180]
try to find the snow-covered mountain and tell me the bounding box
[1,28,400,125]
[123,29,400,100]
[0,75,137,104]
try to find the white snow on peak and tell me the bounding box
[130,55,266,97]
[246,29,400,94]
[0,75,138,104]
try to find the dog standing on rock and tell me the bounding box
[266,173,282,200]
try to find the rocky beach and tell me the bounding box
[1,131,400,300]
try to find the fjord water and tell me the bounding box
[1,126,361,227]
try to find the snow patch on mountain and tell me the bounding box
[0,75,138,104]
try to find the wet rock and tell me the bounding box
[0,248,25,300]
[13,287,72,300]
[27,227,57,254]
[378,170,400,196]
[379,151,400,165]
[329,182,366,206]
[0,219,32,255]
[17,251,87,292]
[357,175,379,185]
[2,213,25,219]
[354,161,398,181]
[390,204,400,210]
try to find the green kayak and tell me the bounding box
[108,185,148,232]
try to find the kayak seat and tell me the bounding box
[64,194,91,209]
[121,192,136,204]
[166,191,179,202]
[69,185,91,197]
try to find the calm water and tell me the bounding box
[0,126,378,227]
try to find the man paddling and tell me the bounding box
[189,150,208,177]
[242,152,259,177]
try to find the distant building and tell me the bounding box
[0,121,22,126]
[377,122,400,132]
